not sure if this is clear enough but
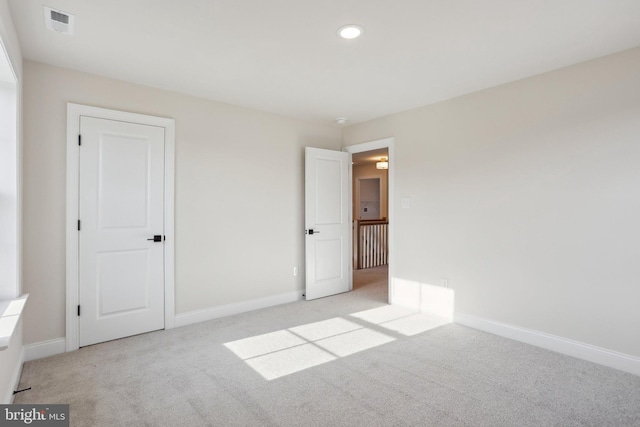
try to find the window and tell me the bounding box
[0,44,19,301]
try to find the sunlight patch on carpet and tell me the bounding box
[289,317,361,341]
[224,299,453,380]
[350,304,417,325]
[315,328,395,357]
[224,317,395,380]
[245,342,337,380]
[223,330,306,360]
[351,305,452,336]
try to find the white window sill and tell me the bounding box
[0,294,29,351]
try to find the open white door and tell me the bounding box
[305,147,351,300]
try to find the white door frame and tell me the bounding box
[343,137,395,304]
[65,103,176,351]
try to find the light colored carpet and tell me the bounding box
[15,266,640,426]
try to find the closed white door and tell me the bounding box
[79,116,165,347]
[305,147,351,300]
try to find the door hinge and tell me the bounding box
[77,220,81,231]
[78,134,81,146]
[77,305,80,316]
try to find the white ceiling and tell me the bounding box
[8,0,640,124]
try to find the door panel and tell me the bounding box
[315,158,343,224]
[98,135,150,228]
[79,116,165,347]
[97,249,149,316]
[315,238,343,281]
[305,147,351,300]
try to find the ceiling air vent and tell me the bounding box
[44,6,75,35]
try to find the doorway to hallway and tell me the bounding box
[347,141,393,303]
[353,265,388,304]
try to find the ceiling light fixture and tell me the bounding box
[336,117,348,125]
[376,158,389,170]
[337,25,363,40]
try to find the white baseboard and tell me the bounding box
[175,290,304,328]
[24,338,66,362]
[454,312,640,377]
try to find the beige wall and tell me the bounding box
[343,47,640,358]
[353,162,388,220]
[22,60,341,344]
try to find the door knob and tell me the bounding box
[147,235,163,242]
[306,229,320,235]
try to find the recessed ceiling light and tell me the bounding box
[336,118,348,125]
[337,25,363,40]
